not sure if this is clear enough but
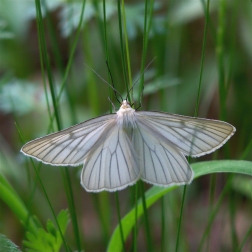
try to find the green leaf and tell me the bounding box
[46,220,57,238]
[0,234,21,252]
[107,160,252,252]
[56,209,70,235]
[23,210,70,252]
[0,173,38,234]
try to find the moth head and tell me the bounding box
[121,100,131,109]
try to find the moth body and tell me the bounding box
[116,100,136,129]
[21,99,235,192]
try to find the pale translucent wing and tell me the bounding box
[81,123,140,192]
[21,114,117,165]
[136,111,235,157]
[133,121,193,186]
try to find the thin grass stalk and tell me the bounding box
[119,2,140,248]
[195,0,210,117]
[200,0,216,43]
[36,0,61,129]
[117,0,129,97]
[56,0,86,105]
[138,0,154,104]
[197,175,234,252]
[9,95,32,190]
[99,2,113,237]
[66,0,75,48]
[102,0,114,112]
[42,4,87,240]
[92,0,114,111]
[35,12,54,132]
[101,0,123,245]
[31,159,69,252]
[42,4,81,247]
[133,184,139,252]
[161,197,165,252]
[40,0,64,72]
[217,1,238,249]
[32,6,81,248]
[14,115,44,235]
[18,118,69,251]
[91,0,114,241]
[92,1,106,52]
[121,0,132,103]
[140,181,153,252]
[91,195,110,245]
[44,0,78,124]
[201,0,236,249]
[216,0,227,121]
[206,173,217,250]
[196,1,216,250]
[115,192,126,252]
[175,0,210,251]
[82,1,114,244]
[229,191,239,249]
[240,138,252,160]
[216,0,232,159]
[65,1,80,125]
[175,186,187,252]
[61,167,82,251]
[35,1,82,250]
[138,0,148,104]
[82,25,100,116]
[236,224,252,252]
[226,0,239,91]
[159,65,167,251]
[102,0,109,59]
[137,2,155,249]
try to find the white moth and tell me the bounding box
[21,100,235,192]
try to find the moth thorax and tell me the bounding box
[116,107,136,129]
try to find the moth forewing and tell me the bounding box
[135,111,235,157]
[21,114,117,166]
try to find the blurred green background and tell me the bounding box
[0,0,251,251]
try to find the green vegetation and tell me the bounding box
[0,0,251,251]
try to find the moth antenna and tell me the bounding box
[126,57,157,101]
[106,61,123,104]
[108,97,116,112]
[83,62,123,103]
[135,103,142,110]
